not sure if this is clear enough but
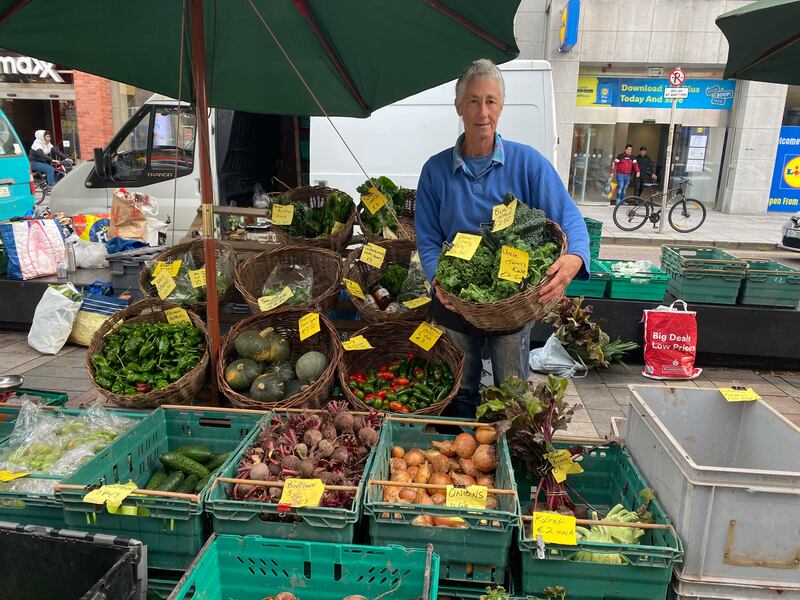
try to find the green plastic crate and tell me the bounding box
[516,443,683,600]
[146,571,181,600]
[0,387,70,408]
[364,418,518,584]
[738,259,800,307]
[170,534,440,600]
[661,246,746,305]
[660,245,746,273]
[566,259,609,298]
[585,218,602,260]
[600,260,670,301]
[59,406,264,570]
[0,404,21,442]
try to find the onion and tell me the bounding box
[414,462,431,484]
[391,446,405,458]
[485,495,500,510]
[458,457,480,478]
[391,470,412,483]
[453,433,478,458]
[431,440,456,457]
[416,490,434,505]
[430,453,450,473]
[406,466,418,479]
[412,515,434,526]
[434,516,468,528]
[428,472,452,488]
[399,487,417,501]
[423,448,441,463]
[404,448,425,467]
[390,457,407,473]
[477,475,494,488]
[475,426,497,445]
[450,472,476,487]
[472,444,497,473]
[448,457,461,472]
[431,492,446,505]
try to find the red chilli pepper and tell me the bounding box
[377,390,387,400]
[406,352,416,361]
[395,377,409,386]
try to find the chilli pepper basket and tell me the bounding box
[342,238,430,323]
[234,245,343,314]
[270,185,356,253]
[138,239,238,312]
[338,321,464,416]
[86,298,209,409]
[217,307,342,410]
[438,220,568,333]
[356,188,416,243]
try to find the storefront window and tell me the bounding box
[569,124,616,202]
[671,126,726,207]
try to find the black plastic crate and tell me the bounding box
[107,246,165,297]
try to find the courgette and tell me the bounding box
[158,471,185,492]
[159,452,211,478]
[145,470,168,490]
[205,452,231,472]
[178,474,200,494]
[174,445,214,464]
[194,474,212,493]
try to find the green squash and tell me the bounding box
[295,351,330,382]
[284,379,310,397]
[224,358,261,391]
[263,360,294,383]
[234,327,290,362]
[249,373,286,403]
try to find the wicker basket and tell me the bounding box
[138,239,238,312]
[338,321,464,416]
[356,188,416,243]
[438,221,568,334]
[86,298,209,409]
[217,307,342,410]
[270,185,355,253]
[234,245,343,314]
[343,239,430,323]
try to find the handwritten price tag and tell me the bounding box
[361,186,388,215]
[278,478,325,508]
[271,203,295,225]
[152,260,182,278]
[152,270,176,300]
[0,470,29,482]
[258,286,294,312]
[544,449,584,483]
[409,322,443,351]
[343,278,365,300]
[164,307,191,325]
[342,335,373,351]
[445,484,488,509]
[298,312,321,341]
[445,233,482,261]
[492,199,517,232]
[188,268,206,288]
[720,387,761,402]
[360,243,387,269]
[83,482,138,510]
[498,246,530,284]
[532,511,577,545]
[402,296,431,309]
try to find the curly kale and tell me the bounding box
[503,192,549,247]
[435,245,494,293]
[357,176,407,238]
[378,264,409,297]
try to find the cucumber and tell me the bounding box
[194,474,212,493]
[174,445,214,464]
[178,474,200,494]
[145,470,168,490]
[159,452,211,478]
[205,452,231,472]
[158,471,185,492]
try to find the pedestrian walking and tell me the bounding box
[633,145,657,197]
[610,143,640,205]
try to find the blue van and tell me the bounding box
[0,108,35,220]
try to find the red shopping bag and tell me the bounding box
[642,300,702,380]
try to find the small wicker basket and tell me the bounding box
[355,188,416,243]
[270,185,355,253]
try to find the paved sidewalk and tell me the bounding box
[580,203,790,250]
[2,331,798,437]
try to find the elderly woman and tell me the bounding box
[415,59,590,418]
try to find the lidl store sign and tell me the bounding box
[559,0,580,53]
[768,126,800,213]
[576,77,735,110]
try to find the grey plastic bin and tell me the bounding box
[625,385,800,595]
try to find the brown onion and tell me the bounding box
[431,492,446,505]
[416,490,434,505]
[475,426,497,445]
[430,453,450,473]
[434,516,468,528]
[428,472,452,487]
[391,446,405,458]
[406,465,418,479]
[383,486,400,502]
[473,444,497,473]
[412,515,434,526]
[415,462,432,484]
[391,470,412,483]
[485,495,500,510]
[477,475,494,488]
[453,432,478,458]
[458,457,480,478]
[450,472,477,487]
[432,440,456,457]
[390,457,407,473]
[399,487,417,501]
[448,457,461,472]
[404,448,425,467]
[423,448,441,463]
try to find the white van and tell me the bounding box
[50,60,555,242]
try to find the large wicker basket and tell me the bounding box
[86,298,209,409]
[338,321,464,416]
[218,307,342,410]
[270,185,355,253]
[234,245,343,314]
[342,239,430,323]
[356,188,416,243]
[438,221,568,333]
[138,239,238,312]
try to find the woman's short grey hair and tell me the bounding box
[455,59,505,104]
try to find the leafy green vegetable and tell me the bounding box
[378,264,409,297]
[272,191,353,238]
[356,176,412,238]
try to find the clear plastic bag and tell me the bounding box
[252,182,270,226]
[262,264,314,305]
[529,334,587,378]
[612,260,652,275]
[400,251,430,296]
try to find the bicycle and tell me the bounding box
[612,177,707,233]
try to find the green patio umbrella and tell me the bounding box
[717,0,800,85]
[0,0,520,402]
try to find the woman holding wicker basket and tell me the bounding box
[415,59,591,418]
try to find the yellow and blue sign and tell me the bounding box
[559,0,580,53]
[576,77,736,110]
[768,126,800,213]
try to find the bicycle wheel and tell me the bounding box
[613,196,650,231]
[669,198,706,233]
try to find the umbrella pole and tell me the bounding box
[190,0,220,405]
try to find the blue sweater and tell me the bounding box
[415,134,590,286]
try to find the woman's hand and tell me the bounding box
[432,277,456,311]
[538,254,584,302]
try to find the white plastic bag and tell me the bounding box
[69,237,108,269]
[529,334,587,378]
[27,283,83,354]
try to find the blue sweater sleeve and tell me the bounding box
[415,160,446,283]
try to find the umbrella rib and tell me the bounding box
[293,0,368,111]
[423,0,510,52]
[728,30,800,79]
[0,0,31,27]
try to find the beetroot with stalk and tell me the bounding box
[333,410,354,433]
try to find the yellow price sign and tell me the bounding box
[343,278,365,300]
[445,233,482,261]
[258,286,294,312]
[360,243,387,269]
[278,478,325,508]
[298,312,321,341]
[498,246,530,284]
[544,449,584,483]
[361,185,388,215]
[83,481,138,511]
[445,484,488,509]
[492,199,517,232]
[402,296,432,309]
[532,511,577,545]
[152,270,176,300]
[409,321,443,351]
[271,203,295,226]
[720,387,761,402]
[188,268,206,288]
[164,307,191,325]
[0,470,29,482]
[342,335,373,351]
[153,259,182,278]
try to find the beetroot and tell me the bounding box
[281,454,301,472]
[294,443,309,459]
[321,423,337,442]
[331,446,350,464]
[358,427,379,448]
[303,429,322,448]
[333,410,354,433]
[315,439,334,458]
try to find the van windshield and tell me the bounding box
[0,115,23,159]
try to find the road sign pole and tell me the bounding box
[659,99,677,233]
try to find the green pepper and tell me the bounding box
[355,390,365,401]
[111,380,125,394]
[157,335,170,354]
[123,385,137,395]
[95,376,113,389]
[138,342,155,359]
[141,359,157,373]
[91,355,109,370]
[386,392,397,402]
[436,387,448,402]
[414,383,434,396]
[126,372,144,384]
[176,356,197,371]
[155,378,169,389]
[362,384,375,395]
